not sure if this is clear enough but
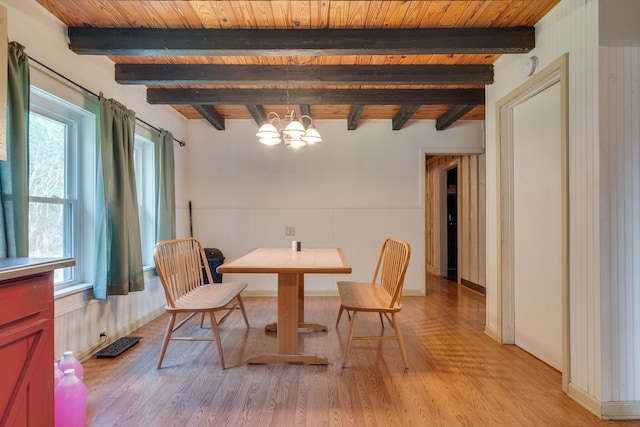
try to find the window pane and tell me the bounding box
[29,113,66,198]
[28,201,71,282]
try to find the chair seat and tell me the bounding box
[337,281,401,313]
[166,282,248,312]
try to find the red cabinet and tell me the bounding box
[0,258,74,427]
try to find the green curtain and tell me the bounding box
[94,94,144,299]
[154,129,176,242]
[0,42,30,258]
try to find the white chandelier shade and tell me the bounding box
[256,110,322,149]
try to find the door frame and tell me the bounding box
[495,54,569,391]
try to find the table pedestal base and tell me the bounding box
[247,353,328,365]
[264,322,328,332]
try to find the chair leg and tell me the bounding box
[157,313,176,369]
[342,311,359,368]
[237,295,250,329]
[209,312,226,369]
[391,313,409,369]
[336,304,345,327]
[200,313,207,328]
[379,313,384,329]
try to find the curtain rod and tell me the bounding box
[27,56,187,147]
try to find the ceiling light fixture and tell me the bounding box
[256,110,322,148]
[256,58,321,149]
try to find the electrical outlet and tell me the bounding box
[285,226,295,236]
[99,329,107,339]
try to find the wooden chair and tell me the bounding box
[154,237,250,369]
[336,238,411,368]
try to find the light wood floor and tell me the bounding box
[83,275,639,426]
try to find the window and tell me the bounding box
[134,134,156,267]
[29,85,159,289]
[28,87,95,289]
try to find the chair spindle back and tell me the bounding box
[154,237,215,308]
[371,238,411,308]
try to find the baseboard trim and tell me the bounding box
[567,383,640,420]
[484,325,498,342]
[460,278,486,295]
[567,382,602,418]
[76,306,166,362]
[601,401,640,420]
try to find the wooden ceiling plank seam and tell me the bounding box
[464,1,509,27]
[347,105,365,130]
[344,1,371,29]
[189,1,223,29]
[327,0,348,29]
[435,104,476,131]
[438,1,471,28]
[509,1,559,27]
[453,1,486,28]
[192,104,225,130]
[363,1,393,28]
[230,1,260,29]
[311,0,331,29]
[491,0,530,27]
[423,1,453,27]
[147,88,486,106]
[209,1,239,30]
[67,27,535,56]
[392,105,421,130]
[402,1,436,28]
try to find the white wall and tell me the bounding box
[1,0,189,359]
[186,119,484,295]
[486,0,640,417]
[598,0,640,409]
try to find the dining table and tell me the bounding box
[217,247,352,365]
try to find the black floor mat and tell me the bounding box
[95,337,141,358]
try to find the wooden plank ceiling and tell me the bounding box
[35,0,560,131]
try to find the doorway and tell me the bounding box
[445,167,458,281]
[496,54,569,389]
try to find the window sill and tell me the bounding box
[54,282,93,300]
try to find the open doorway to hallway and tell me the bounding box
[424,155,486,295]
[445,167,458,282]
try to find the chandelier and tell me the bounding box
[256,110,322,149]
[255,58,321,149]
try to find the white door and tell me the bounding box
[512,82,562,371]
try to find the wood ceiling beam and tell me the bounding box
[436,105,477,130]
[192,105,225,130]
[347,105,364,131]
[147,88,485,106]
[68,27,534,56]
[115,64,493,85]
[245,105,267,126]
[392,105,421,130]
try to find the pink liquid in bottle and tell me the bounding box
[55,369,87,427]
[58,350,84,380]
